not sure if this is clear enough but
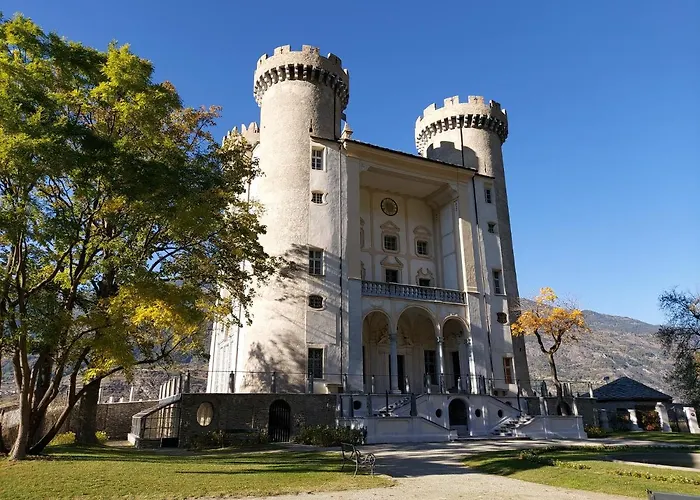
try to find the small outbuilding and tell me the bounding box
[593,376,673,431]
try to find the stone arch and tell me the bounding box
[395,304,436,333]
[441,315,469,333]
[268,399,291,442]
[448,398,469,436]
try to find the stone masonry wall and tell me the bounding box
[178,393,337,447]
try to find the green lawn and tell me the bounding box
[0,444,391,499]
[464,446,700,499]
[601,431,700,445]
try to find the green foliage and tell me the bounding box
[188,430,269,450]
[584,425,607,438]
[48,431,108,446]
[293,425,364,447]
[48,432,76,446]
[657,290,700,408]
[612,468,700,486]
[637,409,661,431]
[0,13,275,458]
[518,449,591,469]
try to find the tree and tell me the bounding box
[511,287,588,415]
[0,15,274,459]
[657,289,700,407]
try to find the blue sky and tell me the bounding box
[4,1,698,324]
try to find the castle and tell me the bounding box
[206,44,531,403]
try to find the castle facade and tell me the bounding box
[206,45,530,398]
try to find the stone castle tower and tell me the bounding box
[207,45,531,398]
[415,96,530,389]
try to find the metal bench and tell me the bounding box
[340,442,376,476]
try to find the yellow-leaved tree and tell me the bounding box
[511,288,589,415]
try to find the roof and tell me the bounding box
[345,139,494,177]
[593,376,672,402]
[310,136,497,180]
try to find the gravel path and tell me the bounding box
[239,440,638,500]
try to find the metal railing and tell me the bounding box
[361,280,466,304]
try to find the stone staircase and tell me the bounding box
[374,396,411,417]
[490,413,534,437]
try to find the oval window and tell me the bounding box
[197,402,214,427]
[353,400,362,410]
[435,409,443,418]
[497,409,503,418]
[474,409,482,418]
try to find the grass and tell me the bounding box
[0,444,391,499]
[464,446,700,498]
[601,431,700,445]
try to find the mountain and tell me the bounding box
[521,300,673,397]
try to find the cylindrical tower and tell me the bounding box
[415,95,531,393]
[236,45,349,392]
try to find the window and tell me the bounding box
[418,278,431,287]
[416,239,429,256]
[496,312,508,324]
[385,268,399,283]
[487,222,497,234]
[503,356,514,384]
[311,148,324,170]
[311,192,324,204]
[485,187,493,204]
[308,295,323,309]
[383,234,398,252]
[308,249,323,275]
[492,269,503,295]
[308,348,323,378]
[424,350,437,383]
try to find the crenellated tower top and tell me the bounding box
[414,96,508,156]
[253,45,349,109]
[222,122,260,148]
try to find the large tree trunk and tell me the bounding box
[9,386,31,460]
[75,380,100,444]
[547,352,569,416]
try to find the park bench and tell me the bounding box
[340,442,376,477]
[647,491,700,499]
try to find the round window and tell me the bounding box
[353,400,362,411]
[497,409,503,418]
[474,409,482,418]
[435,409,443,418]
[196,402,214,427]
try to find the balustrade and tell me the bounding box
[361,280,466,304]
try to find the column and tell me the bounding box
[655,403,672,433]
[458,336,470,393]
[436,336,446,393]
[389,331,399,394]
[628,408,642,431]
[684,407,700,434]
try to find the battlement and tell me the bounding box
[222,121,260,147]
[415,95,509,155]
[253,44,349,109]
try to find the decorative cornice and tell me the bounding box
[253,45,349,109]
[415,96,508,155]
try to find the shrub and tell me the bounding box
[293,425,364,447]
[637,409,661,432]
[584,425,607,438]
[188,429,269,450]
[49,432,76,446]
[95,431,109,443]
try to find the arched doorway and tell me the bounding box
[268,399,291,442]
[362,311,391,393]
[448,398,469,436]
[396,307,436,394]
